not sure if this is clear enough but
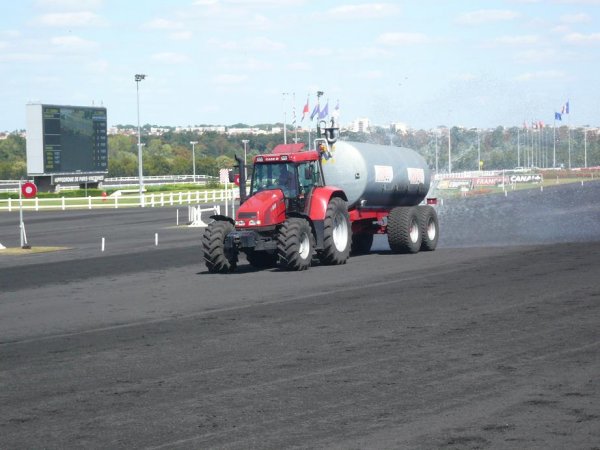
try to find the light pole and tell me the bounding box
[190,141,198,182]
[241,139,249,166]
[135,74,146,206]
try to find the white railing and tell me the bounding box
[0,189,236,212]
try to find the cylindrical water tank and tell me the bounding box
[321,141,431,208]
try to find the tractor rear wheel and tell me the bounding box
[418,205,439,251]
[387,206,422,254]
[319,197,351,265]
[202,220,236,273]
[277,217,314,271]
[245,250,278,268]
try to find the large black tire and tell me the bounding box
[319,197,351,265]
[202,220,236,273]
[277,218,314,271]
[387,206,422,254]
[418,205,439,251]
[245,250,278,268]
[351,233,373,255]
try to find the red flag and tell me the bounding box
[301,97,309,121]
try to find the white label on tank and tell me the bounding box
[374,165,393,183]
[407,167,425,184]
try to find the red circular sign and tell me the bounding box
[22,182,37,198]
[233,174,240,186]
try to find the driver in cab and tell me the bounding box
[278,165,297,197]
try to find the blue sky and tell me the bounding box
[1,0,599,131]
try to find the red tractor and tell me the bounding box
[202,123,438,273]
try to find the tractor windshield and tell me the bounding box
[251,162,298,197]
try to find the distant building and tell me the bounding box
[390,122,409,134]
[349,118,371,133]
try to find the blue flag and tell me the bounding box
[310,104,320,120]
[319,101,329,120]
[555,112,562,121]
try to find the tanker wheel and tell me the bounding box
[277,217,314,271]
[351,233,373,255]
[387,206,422,254]
[245,250,278,269]
[418,205,439,251]
[202,220,237,273]
[319,197,351,265]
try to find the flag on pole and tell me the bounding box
[332,100,340,119]
[319,101,329,120]
[310,103,320,120]
[555,112,562,121]
[538,120,544,128]
[301,97,309,121]
[565,100,570,114]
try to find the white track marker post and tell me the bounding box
[225,179,229,217]
[155,233,158,246]
[176,209,179,226]
[101,237,105,252]
[18,180,30,249]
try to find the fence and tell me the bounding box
[0,189,235,212]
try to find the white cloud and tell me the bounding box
[35,11,105,27]
[142,18,184,31]
[170,31,193,40]
[324,3,401,20]
[51,35,98,51]
[208,36,285,52]
[564,32,600,43]
[0,52,51,63]
[35,0,103,10]
[151,52,191,64]
[560,12,591,23]
[514,48,558,63]
[492,35,540,45]
[86,59,109,72]
[286,61,311,71]
[514,70,566,81]
[456,9,521,25]
[377,32,431,46]
[358,70,383,80]
[212,74,248,84]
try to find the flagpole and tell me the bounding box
[282,92,288,145]
[293,92,298,143]
[553,119,556,168]
[517,127,520,167]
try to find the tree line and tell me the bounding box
[1,124,599,180]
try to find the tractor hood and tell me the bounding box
[234,189,287,228]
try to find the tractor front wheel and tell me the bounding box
[202,220,237,273]
[277,218,314,271]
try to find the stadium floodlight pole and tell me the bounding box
[190,141,198,182]
[135,73,146,207]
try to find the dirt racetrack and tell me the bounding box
[1,181,599,449]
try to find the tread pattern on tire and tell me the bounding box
[202,220,236,273]
[417,205,439,251]
[387,206,422,254]
[277,217,313,271]
[319,197,351,265]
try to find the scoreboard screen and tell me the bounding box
[27,104,108,175]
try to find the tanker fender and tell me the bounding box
[307,187,347,221]
[209,214,235,226]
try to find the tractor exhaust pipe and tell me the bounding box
[234,154,247,204]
